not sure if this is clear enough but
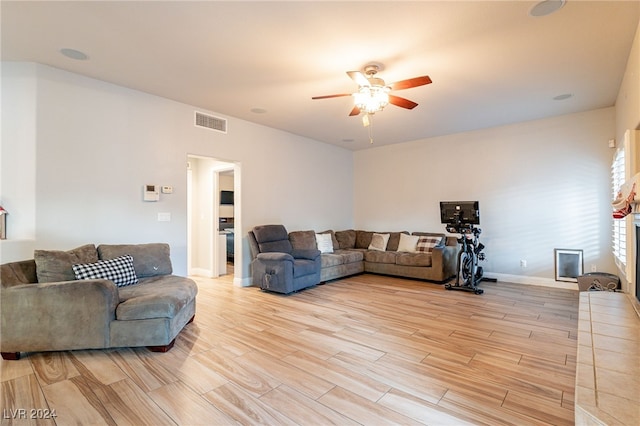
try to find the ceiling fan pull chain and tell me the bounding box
[368,114,374,144]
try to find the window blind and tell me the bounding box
[612,147,626,265]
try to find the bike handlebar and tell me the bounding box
[446,223,481,236]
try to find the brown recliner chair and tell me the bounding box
[247,225,321,294]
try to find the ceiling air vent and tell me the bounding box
[195,112,227,133]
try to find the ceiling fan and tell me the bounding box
[312,64,432,120]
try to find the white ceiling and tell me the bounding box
[2,1,638,150]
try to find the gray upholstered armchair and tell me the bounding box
[248,225,321,294]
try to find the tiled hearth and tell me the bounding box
[575,291,640,425]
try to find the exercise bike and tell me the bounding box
[444,222,492,294]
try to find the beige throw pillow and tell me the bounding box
[315,233,334,253]
[368,233,390,252]
[397,233,420,253]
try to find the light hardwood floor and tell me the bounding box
[1,273,579,425]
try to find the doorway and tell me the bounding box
[187,155,237,278]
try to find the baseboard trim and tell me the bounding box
[189,268,213,278]
[486,273,579,290]
[235,271,576,290]
[234,276,252,287]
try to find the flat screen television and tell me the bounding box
[220,190,234,205]
[440,201,480,225]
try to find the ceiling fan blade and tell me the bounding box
[388,94,418,110]
[312,93,352,100]
[388,76,432,91]
[347,71,370,87]
[349,105,361,116]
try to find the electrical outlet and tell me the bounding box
[591,264,597,272]
[520,260,527,268]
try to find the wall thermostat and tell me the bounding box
[143,184,160,202]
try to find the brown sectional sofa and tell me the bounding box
[289,229,458,284]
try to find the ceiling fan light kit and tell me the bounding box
[353,85,390,114]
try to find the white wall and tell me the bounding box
[0,63,38,261]
[616,18,640,140]
[1,63,355,284]
[354,108,616,285]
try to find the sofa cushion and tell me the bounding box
[291,249,321,260]
[335,230,356,249]
[368,233,390,251]
[289,230,317,250]
[321,253,345,268]
[293,259,318,278]
[396,252,433,267]
[34,244,99,283]
[98,243,172,278]
[364,250,397,264]
[355,231,374,249]
[397,234,420,253]
[385,232,408,252]
[335,249,364,264]
[252,225,293,254]
[315,233,334,253]
[1,260,38,288]
[321,250,363,268]
[416,236,443,253]
[72,255,139,287]
[116,275,197,320]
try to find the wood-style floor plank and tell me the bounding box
[281,350,390,402]
[0,273,579,425]
[40,377,115,426]
[236,350,335,400]
[259,384,361,425]
[378,387,477,425]
[0,374,54,426]
[29,352,80,386]
[95,378,177,426]
[147,380,233,425]
[203,382,298,425]
[317,385,424,425]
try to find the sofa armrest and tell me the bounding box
[291,248,321,261]
[256,252,295,262]
[1,279,119,352]
[431,244,458,280]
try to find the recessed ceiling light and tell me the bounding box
[250,107,267,114]
[553,93,573,101]
[60,48,88,60]
[529,0,565,17]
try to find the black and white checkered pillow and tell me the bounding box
[72,255,138,287]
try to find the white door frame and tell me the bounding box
[187,155,237,279]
